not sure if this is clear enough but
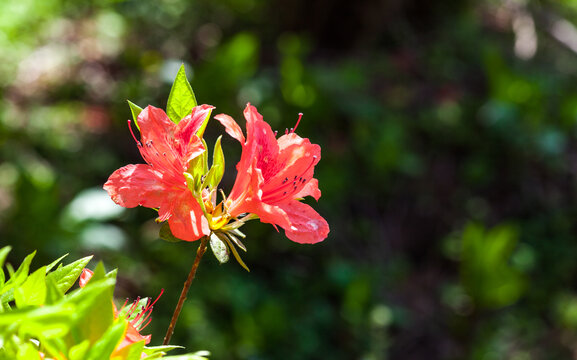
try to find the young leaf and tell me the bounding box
[85,320,127,360]
[46,255,93,293]
[0,250,36,304]
[161,351,211,360]
[45,275,64,305]
[202,136,225,190]
[128,100,144,130]
[116,339,146,360]
[46,253,68,273]
[69,340,91,360]
[186,138,209,193]
[0,246,11,269]
[14,266,47,307]
[166,64,197,124]
[142,345,184,356]
[209,233,229,264]
[68,277,116,344]
[0,246,11,291]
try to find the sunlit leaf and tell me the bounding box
[14,266,47,307]
[167,65,197,124]
[46,255,93,293]
[128,100,143,130]
[85,319,127,360]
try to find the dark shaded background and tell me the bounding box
[3,0,577,358]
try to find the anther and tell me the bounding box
[127,120,141,147]
[274,130,278,136]
[285,128,289,135]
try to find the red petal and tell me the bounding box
[104,164,171,209]
[176,105,215,159]
[137,106,188,176]
[214,113,245,144]
[167,191,210,241]
[278,201,329,244]
[79,268,93,288]
[294,178,321,201]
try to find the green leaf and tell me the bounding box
[202,136,225,190]
[46,255,93,294]
[68,277,116,344]
[69,340,91,360]
[128,100,144,130]
[0,246,11,292]
[0,250,36,305]
[46,253,68,273]
[14,266,47,307]
[45,275,64,305]
[142,345,184,356]
[161,351,211,360]
[159,222,183,242]
[17,342,39,360]
[166,64,197,124]
[186,138,209,193]
[209,233,229,264]
[0,246,11,269]
[85,320,127,360]
[122,340,146,360]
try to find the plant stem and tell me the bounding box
[163,236,208,345]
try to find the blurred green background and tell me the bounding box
[3,0,577,358]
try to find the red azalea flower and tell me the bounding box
[104,105,213,241]
[215,104,329,243]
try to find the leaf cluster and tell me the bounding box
[0,247,209,360]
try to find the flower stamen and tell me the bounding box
[291,113,303,133]
[128,120,142,147]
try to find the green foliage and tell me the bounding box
[0,247,209,360]
[202,136,225,191]
[460,223,526,309]
[128,100,144,130]
[167,65,198,124]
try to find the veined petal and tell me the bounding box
[294,178,321,201]
[176,104,215,149]
[167,191,210,241]
[278,201,329,244]
[137,106,187,175]
[104,164,170,209]
[214,113,245,144]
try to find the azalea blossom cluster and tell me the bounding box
[104,100,329,264]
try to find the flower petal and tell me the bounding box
[294,178,321,201]
[167,191,210,241]
[176,104,215,155]
[137,106,187,176]
[104,164,170,209]
[277,201,329,244]
[214,113,245,144]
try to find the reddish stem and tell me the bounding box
[163,236,208,345]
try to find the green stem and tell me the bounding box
[163,236,208,345]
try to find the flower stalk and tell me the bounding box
[163,235,209,345]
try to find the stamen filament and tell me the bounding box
[292,113,303,133]
[128,120,142,146]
